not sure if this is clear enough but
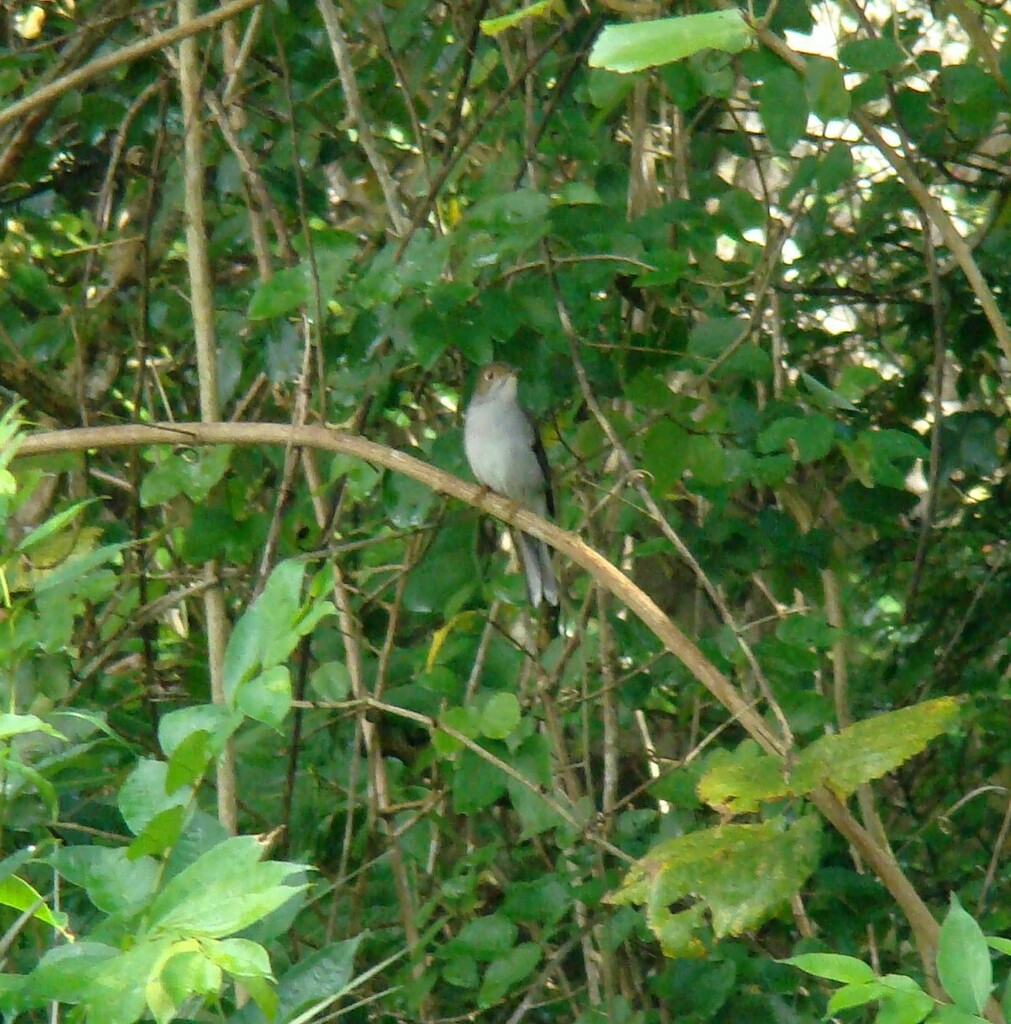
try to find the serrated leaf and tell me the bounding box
[697,741,785,814]
[589,11,752,74]
[797,697,960,799]
[607,817,821,954]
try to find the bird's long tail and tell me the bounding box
[513,529,559,608]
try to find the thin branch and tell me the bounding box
[178,0,234,836]
[13,419,951,971]
[315,0,408,234]
[904,214,946,618]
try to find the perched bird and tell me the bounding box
[463,363,559,608]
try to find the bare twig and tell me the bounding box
[178,0,235,835]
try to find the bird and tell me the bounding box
[463,363,559,608]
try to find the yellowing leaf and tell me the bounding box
[696,699,961,812]
[480,0,564,37]
[796,697,960,799]
[606,817,821,956]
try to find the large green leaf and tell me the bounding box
[146,835,308,940]
[937,895,992,1015]
[589,12,752,74]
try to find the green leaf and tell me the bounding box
[8,263,59,312]
[480,0,563,36]
[818,142,855,191]
[800,372,858,412]
[589,11,752,74]
[937,895,992,1015]
[0,875,70,935]
[222,560,335,709]
[155,945,222,1019]
[127,805,189,858]
[443,954,479,988]
[554,181,601,205]
[247,265,310,319]
[480,693,521,740]
[310,660,351,701]
[237,664,292,730]
[14,499,94,554]
[29,542,125,595]
[929,1004,989,1024]
[478,942,541,1007]
[139,445,232,506]
[688,316,748,357]
[761,66,808,153]
[805,56,850,121]
[781,952,877,984]
[384,473,435,528]
[839,37,906,74]
[159,703,240,759]
[757,414,836,462]
[697,741,788,814]
[875,981,934,1024]
[50,846,158,915]
[201,937,272,979]
[164,730,213,793]
[641,419,689,496]
[119,758,192,836]
[0,712,65,741]
[448,915,518,961]
[452,748,507,812]
[825,980,890,1013]
[227,937,361,1024]
[146,835,308,939]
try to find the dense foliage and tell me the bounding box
[1,0,1011,1021]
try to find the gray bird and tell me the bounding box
[463,363,559,607]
